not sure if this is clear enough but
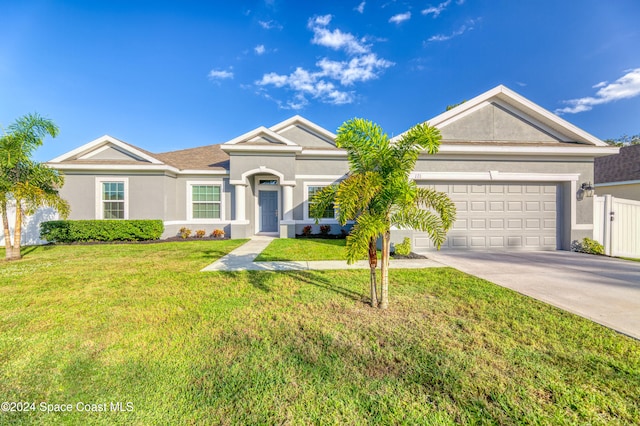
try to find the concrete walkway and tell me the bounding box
[427,250,640,340]
[201,236,443,272]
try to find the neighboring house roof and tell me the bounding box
[595,144,640,184]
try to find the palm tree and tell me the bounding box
[311,118,456,309]
[0,113,69,260]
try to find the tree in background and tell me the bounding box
[604,134,640,146]
[311,118,456,309]
[0,113,69,260]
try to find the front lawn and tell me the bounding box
[255,238,380,261]
[0,241,638,424]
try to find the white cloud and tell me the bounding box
[422,0,452,17]
[208,69,233,80]
[317,54,394,85]
[308,15,369,55]
[355,1,366,13]
[555,68,640,114]
[254,44,266,55]
[389,12,411,24]
[427,24,469,42]
[256,67,355,107]
[256,14,393,107]
[426,18,478,42]
[258,20,282,30]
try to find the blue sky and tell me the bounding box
[1,0,639,162]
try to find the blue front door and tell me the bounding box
[259,191,278,232]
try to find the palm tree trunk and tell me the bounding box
[9,201,22,260]
[368,237,378,308]
[1,201,12,259]
[379,230,391,309]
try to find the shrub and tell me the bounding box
[211,229,225,238]
[319,225,331,236]
[40,220,164,243]
[573,237,605,255]
[302,225,313,236]
[394,237,412,256]
[195,229,206,238]
[179,227,192,239]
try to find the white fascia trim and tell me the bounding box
[298,149,346,157]
[95,177,129,220]
[270,115,337,142]
[221,144,302,153]
[49,163,181,173]
[186,180,225,222]
[222,126,299,147]
[164,220,231,226]
[595,180,640,187]
[50,135,164,164]
[231,166,296,186]
[296,174,346,180]
[436,145,619,157]
[179,170,229,175]
[49,163,229,176]
[410,171,580,182]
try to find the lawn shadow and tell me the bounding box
[284,270,366,303]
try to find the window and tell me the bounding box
[308,186,335,219]
[191,184,221,219]
[96,179,127,219]
[259,179,278,185]
[102,182,125,219]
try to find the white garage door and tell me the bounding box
[414,182,558,250]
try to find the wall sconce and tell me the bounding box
[581,182,595,198]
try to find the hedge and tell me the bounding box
[40,220,164,243]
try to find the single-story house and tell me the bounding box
[595,144,640,201]
[47,85,618,251]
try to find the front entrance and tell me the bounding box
[258,190,278,233]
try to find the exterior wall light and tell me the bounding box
[581,182,595,198]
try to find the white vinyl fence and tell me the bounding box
[0,202,59,246]
[594,195,640,258]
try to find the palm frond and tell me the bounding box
[344,211,387,264]
[414,187,457,230]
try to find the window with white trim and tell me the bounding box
[307,185,336,219]
[191,184,222,219]
[98,180,127,219]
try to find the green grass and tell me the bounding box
[1,241,639,424]
[621,257,640,262]
[255,238,380,261]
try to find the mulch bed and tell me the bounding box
[391,252,428,259]
[46,236,229,246]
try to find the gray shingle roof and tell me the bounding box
[595,144,640,183]
[155,144,229,171]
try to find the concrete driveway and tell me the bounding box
[426,250,640,340]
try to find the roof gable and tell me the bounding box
[425,85,608,146]
[270,115,336,148]
[439,101,562,143]
[49,135,164,164]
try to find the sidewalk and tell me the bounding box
[201,236,444,272]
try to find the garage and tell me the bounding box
[414,182,558,250]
